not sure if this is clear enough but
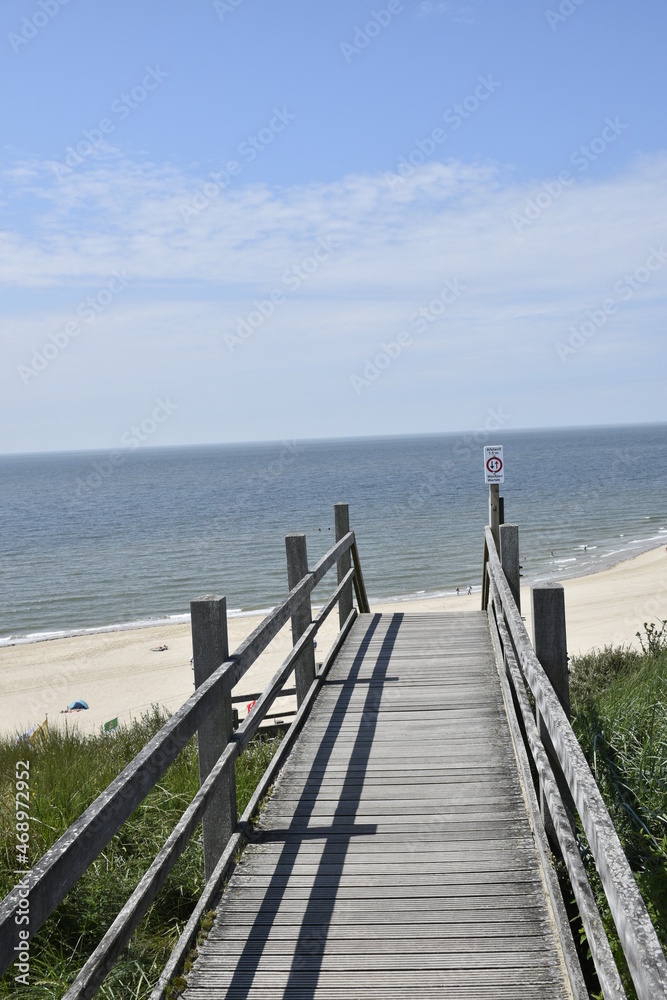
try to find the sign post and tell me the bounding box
[484,445,504,553]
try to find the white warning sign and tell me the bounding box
[484,445,504,484]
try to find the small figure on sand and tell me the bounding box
[456,587,460,595]
[151,644,168,652]
[468,586,472,595]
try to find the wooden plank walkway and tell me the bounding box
[183,612,574,999]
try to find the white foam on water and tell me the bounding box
[0,605,279,647]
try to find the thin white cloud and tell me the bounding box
[1,148,666,449]
[2,150,666,300]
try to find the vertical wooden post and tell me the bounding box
[334,502,353,629]
[489,484,500,553]
[285,533,316,706]
[351,540,371,613]
[532,582,575,836]
[190,595,236,882]
[500,523,521,613]
[533,583,570,715]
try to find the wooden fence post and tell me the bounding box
[532,582,575,836]
[190,595,236,882]
[500,523,521,613]
[489,484,501,553]
[334,502,353,629]
[285,533,316,706]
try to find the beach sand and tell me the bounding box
[2,544,666,739]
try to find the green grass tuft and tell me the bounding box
[570,624,667,997]
[0,707,281,998]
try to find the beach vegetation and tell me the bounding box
[570,622,667,997]
[0,707,281,998]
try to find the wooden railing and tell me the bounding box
[0,503,370,999]
[482,524,667,1000]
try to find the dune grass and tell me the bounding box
[570,620,667,996]
[0,708,281,998]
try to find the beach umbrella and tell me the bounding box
[68,699,89,710]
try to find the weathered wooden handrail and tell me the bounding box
[0,519,369,988]
[487,572,625,999]
[61,567,359,999]
[149,605,357,1000]
[483,525,667,1000]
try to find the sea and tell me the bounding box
[0,424,665,646]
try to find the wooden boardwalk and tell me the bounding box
[183,612,574,999]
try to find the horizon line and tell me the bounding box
[1,419,665,460]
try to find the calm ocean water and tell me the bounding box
[0,425,665,645]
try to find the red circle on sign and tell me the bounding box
[486,456,503,474]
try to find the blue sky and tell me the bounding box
[1,0,666,453]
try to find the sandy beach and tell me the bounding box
[1,544,666,739]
